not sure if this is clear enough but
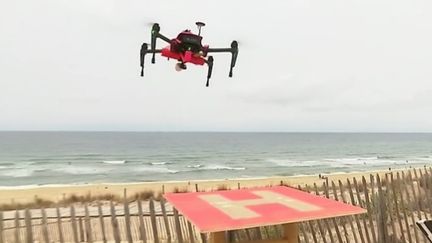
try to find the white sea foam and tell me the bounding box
[135,166,178,174]
[102,160,126,164]
[187,164,203,168]
[206,165,246,171]
[267,158,297,166]
[0,168,34,177]
[151,162,170,165]
[54,166,112,175]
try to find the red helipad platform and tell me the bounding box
[165,186,366,233]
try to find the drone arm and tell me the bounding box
[140,43,162,77]
[207,41,238,77]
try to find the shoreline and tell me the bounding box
[0,166,423,205]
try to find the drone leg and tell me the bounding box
[140,43,148,76]
[206,56,214,87]
[150,24,160,64]
[229,41,238,77]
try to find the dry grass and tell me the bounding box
[172,187,189,193]
[0,189,166,210]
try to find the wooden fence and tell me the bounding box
[1,167,432,242]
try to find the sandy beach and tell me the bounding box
[0,167,413,205]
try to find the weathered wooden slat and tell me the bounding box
[314,183,334,243]
[361,176,377,243]
[353,177,371,243]
[78,217,85,242]
[322,182,343,243]
[413,168,427,220]
[56,206,64,243]
[369,174,376,210]
[110,200,121,243]
[299,223,310,243]
[299,184,318,243]
[70,206,79,243]
[376,175,389,243]
[409,170,428,243]
[420,169,432,217]
[24,209,32,243]
[14,210,20,243]
[187,221,196,243]
[149,198,160,243]
[346,178,366,243]
[84,204,93,243]
[401,171,419,243]
[0,211,3,243]
[137,199,147,243]
[160,199,171,243]
[41,208,50,243]
[396,172,413,243]
[123,191,133,243]
[331,181,351,243]
[97,202,107,243]
[427,168,432,215]
[384,173,397,241]
[390,173,407,243]
[173,208,184,243]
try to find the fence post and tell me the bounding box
[160,199,171,243]
[56,206,65,243]
[137,199,147,243]
[14,210,20,243]
[97,202,107,243]
[149,198,160,243]
[110,200,121,243]
[123,189,133,243]
[174,208,184,243]
[24,209,32,243]
[70,205,79,243]
[84,204,93,243]
[0,211,3,243]
[41,208,50,243]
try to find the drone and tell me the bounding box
[140,22,239,87]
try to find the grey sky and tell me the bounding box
[1,0,432,132]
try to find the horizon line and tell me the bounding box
[1,130,432,134]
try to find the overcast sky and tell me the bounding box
[1,0,432,132]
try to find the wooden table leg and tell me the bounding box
[283,223,299,243]
[209,231,226,243]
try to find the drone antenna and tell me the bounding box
[195,22,205,36]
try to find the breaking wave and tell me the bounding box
[102,160,127,164]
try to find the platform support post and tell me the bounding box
[209,223,298,243]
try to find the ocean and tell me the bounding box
[0,132,431,187]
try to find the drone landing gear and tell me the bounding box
[206,56,214,87]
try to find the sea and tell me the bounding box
[0,132,431,187]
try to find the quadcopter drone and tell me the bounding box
[140,22,239,87]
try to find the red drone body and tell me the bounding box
[161,30,209,66]
[140,22,239,87]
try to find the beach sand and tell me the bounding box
[0,167,413,205]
